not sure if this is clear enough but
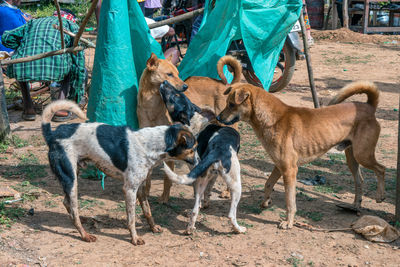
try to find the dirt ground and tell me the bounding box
[1,29,400,266]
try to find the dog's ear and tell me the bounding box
[200,107,216,121]
[166,54,173,62]
[234,89,250,105]
[223,87,232,95]
[177,130,195,148]
[147,53,159,71]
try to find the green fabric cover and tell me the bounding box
[178,0,302,90]
[87,0,164,128]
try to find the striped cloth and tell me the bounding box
[2,16,85,101]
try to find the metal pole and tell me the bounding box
[396,91,400,221]
[0,68,10,141]
[299,7,320,108]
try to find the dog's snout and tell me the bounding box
[182,84,188,91]
[216,115,221,122]
[162,80,168,86]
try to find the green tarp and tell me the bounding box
[87,0,302,128]
[87,0,164,128]
[178,0,302,89]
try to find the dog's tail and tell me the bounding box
[328,81,379,109]
[41,100,87,144]
[162,155,218,185]
[217,55,242,85]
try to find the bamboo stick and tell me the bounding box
[0,46,84,66]
[54,0,65,49]
[73,0,99,49]
[53,24,96,48]
[148,8,204,29]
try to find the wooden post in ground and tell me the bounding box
[299,8,320,108]
[343,0,349,28]
[0,68,10,141]
[396,91,400,222]
[332,0,338,29]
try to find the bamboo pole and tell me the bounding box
[148,8,204,29]
[299,8,320,108]
[53,24,96,48]
[54,0,65,49]
[0,46,84,66]
[0,68,10,141]
[396,91,400,221]
[73,0,99,49]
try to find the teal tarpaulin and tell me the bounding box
[178,0,302,90]
[87,0,301,127]
[87,0,164,128]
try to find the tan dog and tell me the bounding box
[137,53,242,203]
[216,81,385,229]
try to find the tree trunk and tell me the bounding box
[0,68,10,141]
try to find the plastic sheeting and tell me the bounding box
[178,0,302,90]
[87,0,164,128]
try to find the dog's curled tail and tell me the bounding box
[162,162,197,185]
[328,81,379,109]
[42,100,87,124]
[217,55,242,85]
[41,100,87,145]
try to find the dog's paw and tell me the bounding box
[184,227,195,235]
[233,225,247,234]
[131,237,145,246]
[220,190,230,199]
[278,221,293,230]
[82,234,97,242]
[151,224,163,233]
[158,195,169,204]
[201,200,210,209]
[260,198,272,209]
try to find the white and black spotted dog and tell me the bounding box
[159,81,246,234]
[41,100,197,245]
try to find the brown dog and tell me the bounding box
[217,81,385,229]
[137,53,242,204]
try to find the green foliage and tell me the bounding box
[286,257,304,267]
[313,184,343,194]
[0,135,29,153]
[296,210,323,222]
[0,203,25,228]
[238,220,254,228]
[20,1,97,27]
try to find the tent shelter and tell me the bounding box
[86,0,302,128]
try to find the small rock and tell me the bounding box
[364,245,369,249]
[291,252,304,260]
[200,252,204,257]
[365,262,370,265]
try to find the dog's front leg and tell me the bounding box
[279,168,297,230]
[123,182,144,245]
[137,184,163,233]
[261,167,281,208]
[159,161,174,204]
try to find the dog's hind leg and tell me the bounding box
[279,167,298,230]
[137,184,163,233]
[159,161,174,204]
[185,176,210,235]
[261,167,281,208]
[123,177,144,245]
[352,122,386,203]
[345,147,364,209]
[202,170,218,209]
[223,157,246,233]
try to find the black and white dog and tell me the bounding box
[41,100,197,245]
[159,81,246,234]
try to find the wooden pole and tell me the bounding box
[54,0,65,49]
[148,8,204,29]
[332,0,338,29]
[0,46,84,66]
[73,0,99,49]
[299,8,320,108]
[343,0,349,28]
[0,68,10,141]
[53,24,96,48]
[396,90,400,221]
